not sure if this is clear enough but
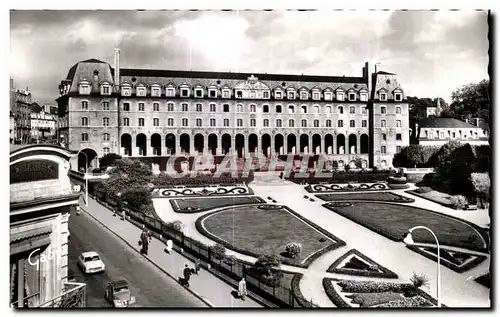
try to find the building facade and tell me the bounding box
[30,111,58,142]
[56,51,410,170]
[416,117,489,147]
[11,79,35,144]
[10,144,85,307]
[10,111,16,143]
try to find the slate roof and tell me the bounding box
[419,118,481,129]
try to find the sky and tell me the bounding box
[10,10,489,105]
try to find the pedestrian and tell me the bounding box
[238,277,247,300]
[183,264,192,287]
[165,239,173,254]
[194,258,201,275]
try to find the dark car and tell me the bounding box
[104,279,136,308]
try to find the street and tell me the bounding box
[68,209,208,308]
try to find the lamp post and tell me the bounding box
[403,226,441,308]
[77,150,89,207]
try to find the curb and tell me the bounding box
[80,206,215,308]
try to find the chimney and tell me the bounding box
[114,48,120,92]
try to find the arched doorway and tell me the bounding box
[78,148,98,172]
[299,134,309,154]
[312,134,321,154]
[248,134,258,154]
[235,134,245,158]
[136,133,147,156]
[180,134,190,154]
[348,134,357,154]
[165,134,176,155]
[121,133,132,156]
[221,134,231,155]
[208,134,218,155]
[287,134,296,154]
[324,134,334,155]
[336,134,345,154]
[261,134,271,157]
[194,134,204,154]
[275,134,284,155]
[151,133,162,156]
[360,134,369,154]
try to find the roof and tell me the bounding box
[376,71,396,75]
[110,279,129,288]
[419,118,481,129]
[81,251,99,257]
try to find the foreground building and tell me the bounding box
[10,144,85,307]
[56,50,410,170]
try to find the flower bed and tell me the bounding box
[287,171,400,184]
[316,192,414,203]
[305,183,389,193]
[405,245,487,273]
[326,249,398,279]
[170,196,266,213]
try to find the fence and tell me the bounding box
[38,283,86,308]
[92,193,314,308]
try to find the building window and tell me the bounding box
[261,91,269,99]
[396,133,402,140]
[275,90,283,99]
[102,85,110,95]
[396,106,401,114]
[263,119,269,127]
[153,118,159,126]
[236,90,243,98]
[181,88,190,97]
[123,118,130,126]
[287,91,296,99]
[362,120,367,127]
[381,106,386,114]
[166,88,175,97]
[209,104,216,112]
[237,119,243,127]
[103,147,110,155]
[250,104,256,112]
[276,119,282,127]
[338,120,343,128]
[182,103,188,112]
[301,105,307,114]
[196,104,202,112]
[138,103,145,111]
[250,119,256,127]
[99,101,109,110]
[379,92,387,101]
[348,92,356,101]
[152,87,161,97]
[429,132,434,139]
[381,120,386,128]
[300,91,308,100]
[336,91,344,101]
[167,118,174,126]
[209,118,216,127]
[452,132,456,138]
[314,120,319,127]
[136,87,146,97]
[81,133,88,141]
[81,101,88,110]
[276,105,282,113]
[138,118,145,126]
[396,120,401,128]
[249,91,256,99]
[123,103,130,111]
[362,106,367,114]
[81,117,88,126]
[263,105,269,113]
[349,106,355,114]
[382,134,387,141]
[381,146,387,154]
[182,118,188,127]
[288,119,295,127]
[324,91,333,100]
[208,89,217,98]
[338,106,344,114]
[153,103,160,111]
[223,104,230,112]
[237,104,243,113]
[223,118,229,127]
[350,120,355,128]
[288,105,295,114]
[103,117,109,126]
[396,146,401,153]
[195,89,203,98]
[301,119,307,127]
[222,89,230,98]
[360,92,368,101]
[440,132,445,139]
[326,120,332,127]
[313,105,320,114]
[103,133,110,141]
[121,86,131,96]
[79,83,90,94]
[395,93,402,101]
[325,106,332,113]
[196,118,202,127]
[167,103,174,111]
[312,92,320,100]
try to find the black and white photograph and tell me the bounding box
[7,6,492,309]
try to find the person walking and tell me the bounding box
[183,264,192,287]
[165,239,173,254]
[194,258,201,275]
[238,278,247,300]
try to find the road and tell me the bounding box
[68,210,208,308]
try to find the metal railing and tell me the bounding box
[37,282,86,308]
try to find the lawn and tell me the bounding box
[316,192,414,203]
[197,204,345,266]
[323,202,487,251]
[170,196,266,213]
[406,189,453,207]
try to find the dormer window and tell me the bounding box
[222,88,231,98]
[394,93,403,101]
[300,91,308,100]
[194,88,204,98]
[312,91,320,100]
[360,92,368,102]
[151,86,161,97]
[78,81,91,95]
[121,85,131,96]
[275,90,283,99]
[262,91,270,99]
[208,88,217,98]
[180,87,190,97]
[379,92,387,101]
[166,87,176,97]
[235,90,242,98]
[101,85,111,95]
[136,86,146,97]
[287,91,296,100]
[324,91,333,101]
[348,92,356,101]
[336,91,344,101]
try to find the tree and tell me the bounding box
[449,79,490,120]
[470,173,490,207]
[99,153,122,170]
[429,141,462,168]
[252,254,281,277]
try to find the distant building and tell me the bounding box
[30,112,58,142]
[416,117,489,146]
[43,104,58,115]
[10,111,16,144]
[10,144,85,307]
[11,79,34,144]
[425,97,443,118]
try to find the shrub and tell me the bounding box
[166,220,184,232]
[377,296,431,308]
[210,243,226,260]
[252,254,281,277]
[223,255,236,266]
[410,272,429,289]
[416,186,433,194]
[388,176,407,184]
[337,280,405,293]
[449,195,468,210]
[285,242,302,258]
[470,173,490,201]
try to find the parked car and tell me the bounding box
[78,251,105,274]
[105,279,136,308]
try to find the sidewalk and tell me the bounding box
[81,197,263,308]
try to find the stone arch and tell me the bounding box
[299,134,309,154]
[324,134,334,155]
[136,133,147,156]
[78,148,98,172]
[180,133,190,154]
[261,133,271,157]
[360,134,369,154]
[275,134,284,155]
[287,134,297,154]
[165,134,176,155]
[348,134,357,154]
[336,134,345,154]
[151,133,162,156]
[312,134,321,154]
[221,134,231,155]
[121,133,132,156]
[235,134,245,158]
[194,133,204,154]
[208,134,218,156]
[248,134,258,154]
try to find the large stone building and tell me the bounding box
[56,50,410,170]
[11,84,34,144]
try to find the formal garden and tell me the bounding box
[326,249,399,279]
[170,196,266,213]
[316,192,415,203]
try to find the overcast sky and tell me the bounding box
[10,10,489,105]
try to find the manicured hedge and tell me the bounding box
[405,245,487,273]
[322,278,352,308]
[153,170,255,187]
[326,249,398,279]
[286,170,400,184]
[291,274,319,308]
[388,183,410,190]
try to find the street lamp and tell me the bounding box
[403,226,441,308]
[77,150,89,207]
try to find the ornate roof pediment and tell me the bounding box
[323,87,333,92]
[234,77,270,91]
[377,88,388,93]
[392,87,403,93]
